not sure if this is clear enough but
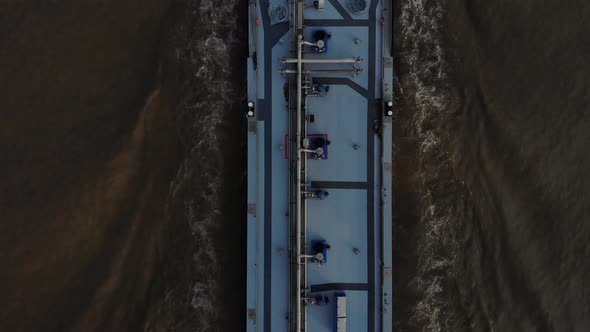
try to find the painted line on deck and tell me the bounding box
[269,21,290,48]
[327,0,353,20]
[311,181,368,190]
[259,1,273,331]
[310,283,369,292]
[367,100,376,332]
[256,98,266,121]
[304,19,369,27]
[367,0,378,330]
[312,77,369,99]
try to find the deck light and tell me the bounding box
[247,101,255,118]
[385,100,394,116]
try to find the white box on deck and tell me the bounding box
[336,295,347,317]
[337,317,347,332]
[336,294,347,332]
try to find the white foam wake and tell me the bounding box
[169,0,239,330]
[399,0,460,330]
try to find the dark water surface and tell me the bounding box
[0,0,246,330]
[395,0,590,330]
[0,1,182,330]
[447,1,590,330]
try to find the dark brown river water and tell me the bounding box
[1,0,588,331]
[0,1,180,330]
[0,0,245,330]
[394,0,590,331]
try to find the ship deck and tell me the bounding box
[247,1,393,331]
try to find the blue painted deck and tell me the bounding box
[247,1,393,331]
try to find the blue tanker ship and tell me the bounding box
[246,1,393,331]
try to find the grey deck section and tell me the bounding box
[247,1,393,331]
